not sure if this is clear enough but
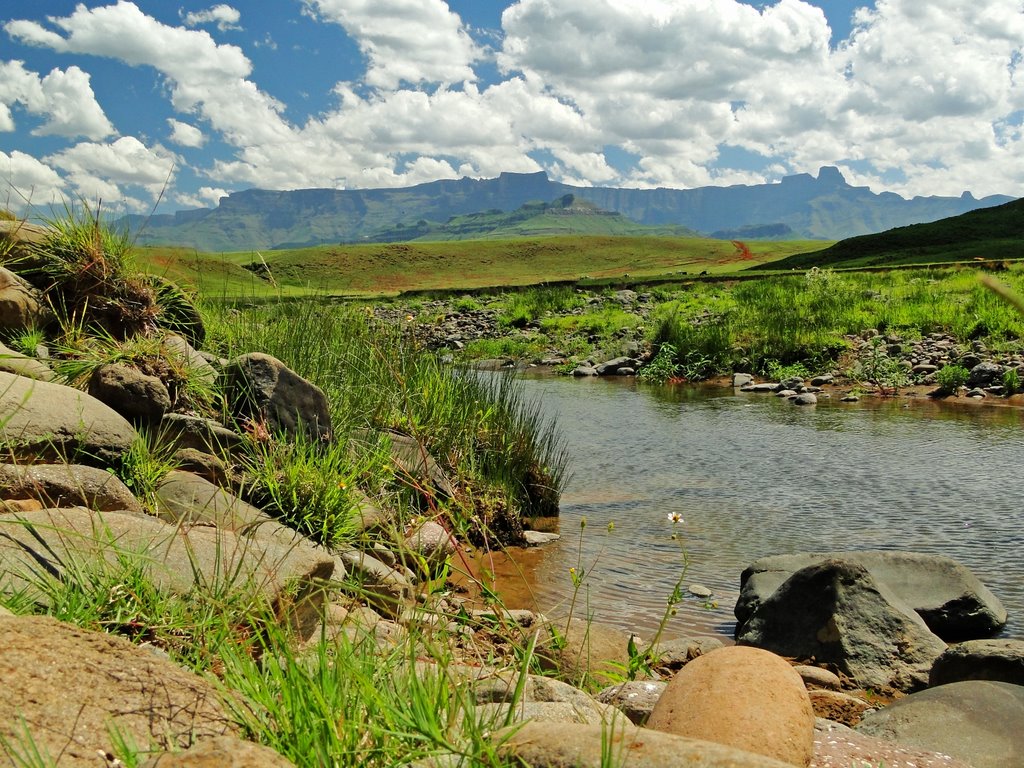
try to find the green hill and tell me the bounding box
[769,197,1023,270]
[359,194,700,242]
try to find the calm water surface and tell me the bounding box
[495,374,1024,639]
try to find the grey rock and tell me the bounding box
[736,550,1007,641]
[403,520,456,566]
[779,375,805,390]
[595,680,667,724]
[688,584,713,598]
[0,370,138,466]
[478,700,614,725]
[856,680,1024,768]
[524,530,561,546]
[810,374,834,386]
[816,718,973,768]
[595,356,638,376]
[742,382,778,393]
[968,361,1004,388]
[163,333,218,388]
[536,617,632,687]
[381,430,456,498]
[732,373,755,388]
[791,392,818,405]
[0,615,236,768]
[0,340,53,380]
[571,365,598,376]
[652,636,726,670]
[0,462,143,514]
[930,639,1024,686]
[736,559,947,691]
[775,389,797,398]
[497,721,796,768]
[89,362,171,424]
[335,547,414,615]
[158,412,246,456]
[155,470,274,530]
[223,352,332,443]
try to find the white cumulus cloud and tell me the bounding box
[0,150,66,209]
[182,4,242,32]
[167,119,205,148]
[0,60,114,140]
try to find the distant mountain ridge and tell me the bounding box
[126,167,1015,252]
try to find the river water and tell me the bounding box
[485,374,1024,640]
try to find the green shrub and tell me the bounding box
[935,364,969,394]
[1003,366,1020,395]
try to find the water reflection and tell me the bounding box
[492,373,1023,641]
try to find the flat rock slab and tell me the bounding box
[0,614,235,768]
[814,718,971,768]
[0,508,334,626]
[155,470,274,530]
[0,371,138,465]
[856,680,1024,768]
[0,462,143,514]
[736,550,1007,641]
[498,721,797,768]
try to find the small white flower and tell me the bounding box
[667,511,684,524]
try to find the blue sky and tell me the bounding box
[1,1,1022,214]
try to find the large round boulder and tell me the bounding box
[736,559,947,692]
[646,645,815,767]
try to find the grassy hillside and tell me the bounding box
[137,236,827,297]
[769,197,1023,270]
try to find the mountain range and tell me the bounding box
[126,167,1015,252]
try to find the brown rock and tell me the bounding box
[88,362,172,424]
[647,645,816,767]
[809,690,872,727]
[0,614,235,768]
[140,736,295,767]
[0,462,144,514]
[0,265,50,331]
[155,470,272,530]
[0,339,53,380]
[794,665,842,690]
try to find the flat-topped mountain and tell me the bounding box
[125,168,1014,252]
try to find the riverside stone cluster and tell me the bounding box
[2,225,1023,767]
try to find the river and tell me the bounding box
[481,373,1024,641]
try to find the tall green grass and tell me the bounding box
[651,266,1024,375]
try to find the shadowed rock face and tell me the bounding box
[736,559,947,692]
[0,614,236,768]
[736,550,1007,641]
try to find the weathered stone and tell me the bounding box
[0,614,235,768]
[647,646,815,767]
[477,700,614,726]
[89,362,171,424]
[930,639,1024,687]
[651,635,725,671]
[0,340,53,380]
[335,547,414,616]
[536,617,632,687]
[499,721,796,768]
[172,448,229,486]
[223,352,332,443]
[140,736,295,767]
[595,356,638,376]
[403,520,456,567]
[595,680,667,725]
[0,370,138,465]
[736,550,1007,641]
[155,470,273,530]
[856,681,1024,768]
[0,265,50,332]
[733,372,755,388]
[524,530,560,546]
[571,365,598,377]
[0,462,143,514]
[793,665,842,690]
[810,374,834,386]
[815,718,972,768]
[163,333,218,388]
[381,430,455,498]
[967,361,1004,388]
[158,412,246,456]
[791,392,818,405]
[737,560,946,691]
[0,508,334,636]
[0,220,49,275]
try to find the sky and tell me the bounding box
[1,0,1022,215]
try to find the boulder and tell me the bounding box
[163,333,218,388]
[736,550,1007,641]
[0,462,143,514]
[967,361,1004,388]
[930,639,1024,687]
[477,700,614,726]
[334,547,414,616]
[736,559,947,691]
[793,665,842,690]
[856,681,1024,768]
[155,470,274,531]
[88,362,171,424]
[647,646,815,767]
[595,356,638,376]
[0,339,53,380]
[791,392,817,405]
[0,370,138,465]
[0,614,235,768]
[403,520,456,569]
[140,735,295,767]
[498,721,796,768]
[815,718,972,768]
[0,508,334,636]
[158,412,246,456]
[223,352,331,443]
[0,265,49,331]
[595,680,667,725]
[732,372,754,388]
[0,220,49,275]
[650,635,725,672]
[381,430,455,498]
